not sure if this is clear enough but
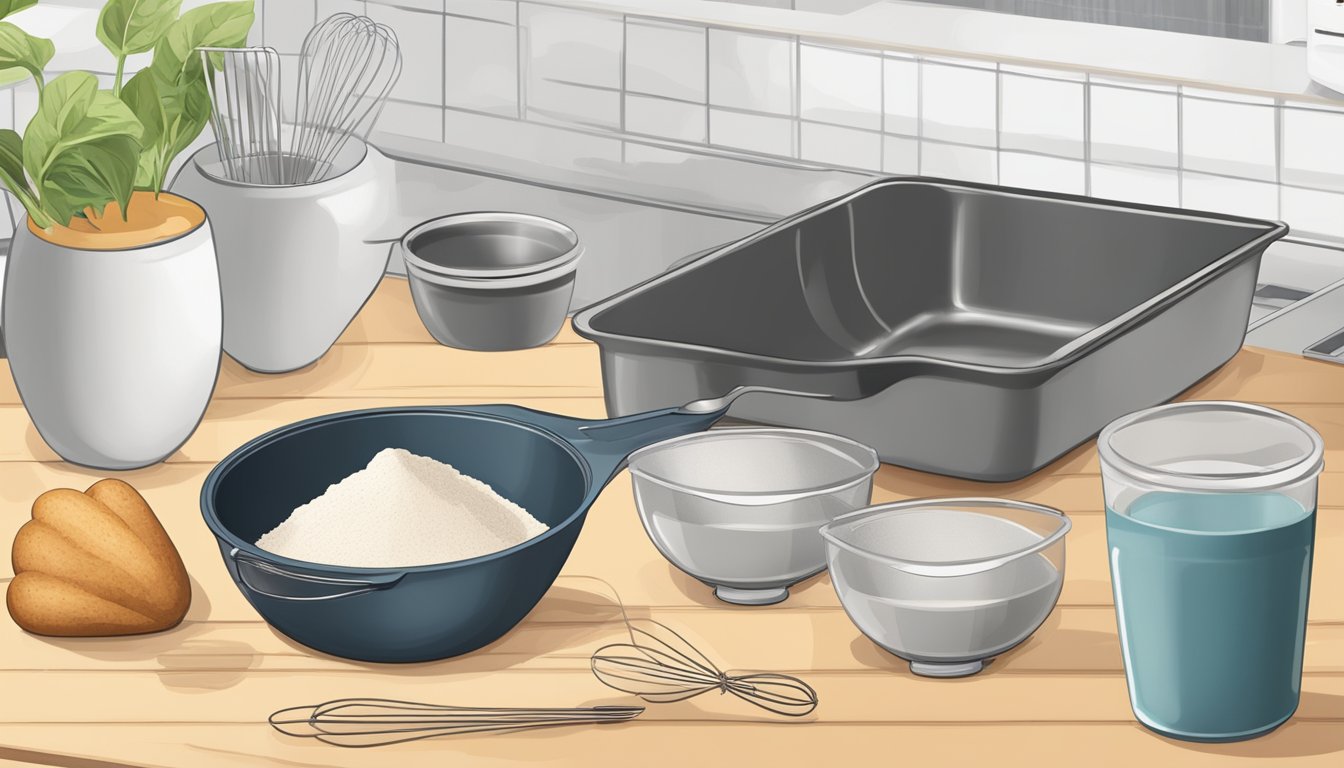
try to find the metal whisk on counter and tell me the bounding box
[269,576,818,748]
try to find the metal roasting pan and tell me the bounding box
[572,177,1288,481]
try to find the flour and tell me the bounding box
[255,448,549,568]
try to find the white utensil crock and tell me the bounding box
[2,200,222,470]
[171,139,394,373]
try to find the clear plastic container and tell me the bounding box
[1097,400,1324,742]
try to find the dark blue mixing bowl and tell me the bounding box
[200,403,723,662]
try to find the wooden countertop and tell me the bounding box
[1,277,1342,767]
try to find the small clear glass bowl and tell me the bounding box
[821,497,1071,677]
[628,428,879,606]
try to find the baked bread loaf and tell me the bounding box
[7,479,191,636]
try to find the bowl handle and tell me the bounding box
[569,408,723,480]
[447,404,722,485]
[230,548,405,601]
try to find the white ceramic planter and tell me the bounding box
[170,139,395,373]
[2,199,222,470]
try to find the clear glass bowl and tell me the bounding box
[821,497,1070,677]
[628,428,879,605]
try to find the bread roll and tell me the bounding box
[7,480,191,637]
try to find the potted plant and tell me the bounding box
[0,0,254,469]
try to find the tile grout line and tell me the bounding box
[440,0,447,143]
[878,49,886,173]
[620,13,628,164]
[1176,83,1185,207]
[916,55,923,175]
[994,62,1002,184]
[516,1,526,121]
[792,34,801,159]
[1083,72,1092,197]
[1275,96,1285,222]
[703,25,712,146]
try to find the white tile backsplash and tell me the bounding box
[799,45,881,131]
[999,152,1085,194]
[445,14,518,116]
[520,4,623,89]
[1182,172,1279,221]
[625,94,707,143]
[319,0,368,22]
[249,0,268,46]
[800,122,881,169]
[246,4,1344,249]
[1090,163,1181,207]
[708,29,795,115]
[883,55,918,136]
[999,63,1085,82]
[1281,104,1344,193]
[1281,186,1344,241]
[370,0,440,10]
[921,141,997,184]
[1090,82,1179,167]
[526,80,621,130]
[1181,93,1277,182]
[379,101,444,141]
[443,106,623,161]
[264,0,317,54]
[625,20,707,103]
[1182,87,1276,106]
[921,61,996,146]
[999,72,1083,159]
[445,0,515,23]
[882,134,918,174]
[366,3,445,105]
[709,108,794,156]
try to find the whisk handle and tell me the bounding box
[230,548,405,601]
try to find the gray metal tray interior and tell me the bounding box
[582,180,1274,370]
[573,178,1286,480]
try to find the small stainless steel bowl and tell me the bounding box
[821,497,1070,678]
[399,213,583,351]
[628,427,879,606]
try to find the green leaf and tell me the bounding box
[41,133,141,222]
[23,72,144,224]
[120,72,164,188]
[98,0,182,58]
[159,78,211,174]
[122,66,210,191]
[0,21,53,89]
[0,128,26,192]
[0,1,37,22]
[0,127,47,226]
[150,0,254,86]
[120,68,165,149]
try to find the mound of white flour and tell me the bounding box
[255,448,549,568]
